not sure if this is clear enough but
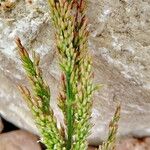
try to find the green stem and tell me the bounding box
[66,72,73,150]
[67,0,72,2]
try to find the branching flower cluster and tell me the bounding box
[48,0,97,149]
[16,0,96,149]
[16,38,65,149]
[100,105,121,150]
[15,0,120,150]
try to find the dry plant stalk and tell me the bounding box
[100,105,121,150]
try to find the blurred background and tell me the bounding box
[0,0,150,149]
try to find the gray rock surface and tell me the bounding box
[116,137,150,150]
[0,0,150,145]
[90,137,150,150]
[0,130,41,150]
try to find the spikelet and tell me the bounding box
[17,0,97,149]
[16,38,65,150]
[100,105,121,150]
[47,0,96,149]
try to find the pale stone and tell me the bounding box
[0,130,41,150]
[89,137,150,150]
[88,146,98,150]
[0,0,150,145]
[116,137,150,150]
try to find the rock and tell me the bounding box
[116,137,150,150]
[0,130,41,150]
[89,137,150,150]
[88,146,98,150]
[0,117,4,133]
[0,0,16,11]
[0,0,150,145]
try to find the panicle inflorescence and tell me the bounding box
[100,105,121,150]
[48,0,96,149]
[15,0,121,149]
[16,38,65,150]
[17,0,97,149]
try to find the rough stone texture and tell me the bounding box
[0,130,41,150]
[0,0,150,145]
[88,146,98,150]
[116,137,150,150]
[89,137,150,150]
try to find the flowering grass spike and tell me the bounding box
[100,105,121,150]
[15,0,120,150]
[16,38,65,150]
